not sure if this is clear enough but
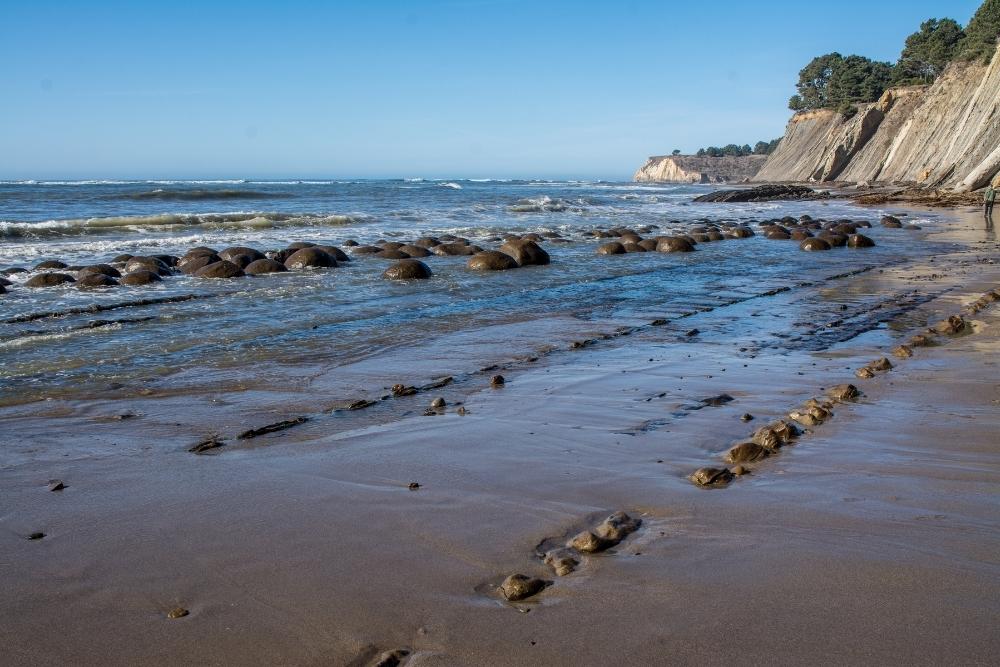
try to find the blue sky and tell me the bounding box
[0,0,983,180]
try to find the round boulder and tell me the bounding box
[78,264,122,278]
[125,256,171,275]
[398,244,432,258]
[847,234,876,248]
[467,251,518,271]
[499,239,550,266]
[76,273,119,288]
[799,238,832,252]
[881,215,902,228]
[596,241,627,255]
[34,260,68,271]
[219,246,265,262]
[382,259,432,280]
[655,236,695,253]
[194,260,245,279]
[25,272,75,287]
[244,258,288,275]
[284,247,337,269]
[178,254,221,274]
[120,270,163,286]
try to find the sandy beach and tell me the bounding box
[2,203,997,666]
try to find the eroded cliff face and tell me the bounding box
[633,155,767,183]
[754,45,1000,191]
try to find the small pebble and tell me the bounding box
[431,397,445,408]
[28,532,45,540]
[166,607,189,619]
[47,480,66,492]
[408,482,421,490]
[740,413,754,422]
[490,375,505,386]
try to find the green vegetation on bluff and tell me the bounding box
[788,0,999,114]
[690,139,781,158]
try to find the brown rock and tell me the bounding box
[382,259,432,280]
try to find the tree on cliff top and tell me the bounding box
[957,0,1000,63]
[893,18,964,84]
[788,53,893,113]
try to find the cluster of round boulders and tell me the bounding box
[590,222,761,257]
[2,240,356,292]
[755,216,877,252]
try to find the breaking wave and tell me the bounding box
[116,189,292,201]
[0,212,368,239]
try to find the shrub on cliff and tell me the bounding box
[956,0,1000,63]
[789,53,894,111]
[893,18,965,84]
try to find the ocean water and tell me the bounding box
[0,179,950,407]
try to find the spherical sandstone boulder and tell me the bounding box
[800,238,832,251]
[382,259,432,280]
[34,260,68,271]
[881,215,902,228]
[467,251,518,271]
[499,239,550,266]
[178,254,221,274]
[78,264,121,278]
[120,270,163,286]
[125,256,171,275]
[847,234,876,248]
[25,272,75,287]
[398,244,432,258]
[194,260,245,279]
[655,236,695,253]
[76,273,118,288]
[284,247,337,269]
[244,258,288,275]
[219,246,265,262]
[596,241,627,255]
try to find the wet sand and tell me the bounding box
[2,207,998,666]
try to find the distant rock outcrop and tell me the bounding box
[754,46,1000,192]
[633,155,767,183]
[693,184,826,203]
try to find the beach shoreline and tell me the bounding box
[2,203,998,666]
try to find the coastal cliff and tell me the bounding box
[754,46,1000,191]
[633,155,767,183]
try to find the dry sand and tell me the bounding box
[2,207,998,666]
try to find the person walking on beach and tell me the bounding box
[985,184,996,217]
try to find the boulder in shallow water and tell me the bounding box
[244,258,288,275]
[656,236,695,253]
[194,260,245,279]
[120,270,163,286]
[125,256,171,275]
[799,238,832,251]
[311,245,350,261]
[467,251,518,271]
[77,264,122,278]
[76,273,118,288]
[499,239,550,266]
[178,254,220,274]
[382,259,432,280]
[847,234,875,248]
[597,241,627,255]
[284,247,337,269]
[33,260,68,271]
[26,272,75,287]
[880,215,902,228]
[219,246,265,262]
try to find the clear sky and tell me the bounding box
[0,0,984,180]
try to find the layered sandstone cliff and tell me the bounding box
[754,46,1000,191]
[633,155,767,183]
